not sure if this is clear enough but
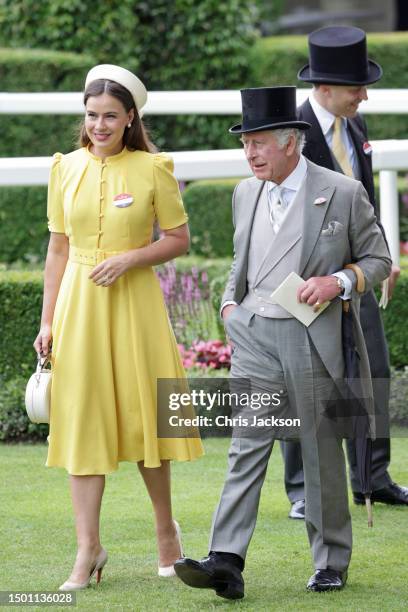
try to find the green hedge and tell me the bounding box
[2,32,408,155]
[375,273,408,369]
[0,375,48,442]
[183,180,238,257]
[0,48,95,157]
[2,31,408,156]
[0,270,43,382]
[0,187,48,264]
[0,262,407,442]
[0,262,406,386]
[0,1,256,154]
[0,174,406,265]
[182,177,408,261]
[249,33,408,141]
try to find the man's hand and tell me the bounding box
[221,304,237,349]
[297,276,342,311]
[221,304,237,321]
[387,264,400,299]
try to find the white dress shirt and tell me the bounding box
[267,154,307,233]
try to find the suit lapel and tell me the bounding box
[299,99,335,171]
[237,180,265,290]
[299,160,336,276]
[348,117,370,189]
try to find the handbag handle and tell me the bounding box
[35,354,51,382]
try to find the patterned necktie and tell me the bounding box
[331,116,354,177]
[268,186,287,233]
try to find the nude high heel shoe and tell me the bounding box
[158,520,183,577]
[59,548,108,591]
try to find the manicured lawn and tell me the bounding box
[1,434,407,610]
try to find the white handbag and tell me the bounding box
[25,355,52,424]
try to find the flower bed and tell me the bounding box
[178,339,231,371]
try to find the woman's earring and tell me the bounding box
[127,122,132,128]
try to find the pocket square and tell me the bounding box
[314,197,327,205]
[321,221,344,236]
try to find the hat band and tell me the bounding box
[309,67,369,82]
[242,115,297,128]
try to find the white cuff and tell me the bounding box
[220,300,238,317]
[332,272,352,301]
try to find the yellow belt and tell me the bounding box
[69,246,125,266]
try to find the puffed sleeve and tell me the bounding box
[153,153,188,229]
[47,153,65,233]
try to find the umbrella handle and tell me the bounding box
[365,495,373,528]
[345,263,365,293]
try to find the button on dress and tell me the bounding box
[46,146,204,474]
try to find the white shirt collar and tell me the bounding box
[267,154,307,195]
[309,92,344,136]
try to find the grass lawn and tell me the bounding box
[1,434,408,611]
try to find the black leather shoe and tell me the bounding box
[307,569,347,592]
[174,553,244,600]
[288,499,305,520]
[353,482,408,506]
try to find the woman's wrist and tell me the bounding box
[124,249,140,269]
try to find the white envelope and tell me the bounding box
[270,272,330,327]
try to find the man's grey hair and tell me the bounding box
[273,128,306,154]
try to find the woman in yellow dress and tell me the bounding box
[33,64,203,590]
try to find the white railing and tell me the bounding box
[0,140,405,263]
[1,89,408,115]
[0,89,407,262]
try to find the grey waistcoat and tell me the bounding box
[241,179,306,318]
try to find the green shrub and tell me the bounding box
[0,186,48,264]
[0,48,95,156]
[0,261,234,387]
[0,270,43,383]
[181,177,408,260]
[0,178,238,265]
[248,33,408,141]
[3,24,408,155]
[0,262,407,442]
[0,1,138,69]
[175,255,232,286]
[0,1,256,154]
[0,375,48,442]
[183,180,237,257]
[376,272,408,368]
[0,172,406,265]
[1,261,406,385]
[389,367,408,427]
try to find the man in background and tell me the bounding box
[282,26,407,522]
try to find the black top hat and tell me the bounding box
[229,86,311,134]
[298,26,382,86]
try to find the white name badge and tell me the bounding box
[113,193,133,208]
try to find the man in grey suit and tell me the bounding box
[175,86,391,599]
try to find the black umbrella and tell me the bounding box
[341,301,373,527]
[321,264,373,527]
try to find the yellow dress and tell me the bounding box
[46,146,204,475]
